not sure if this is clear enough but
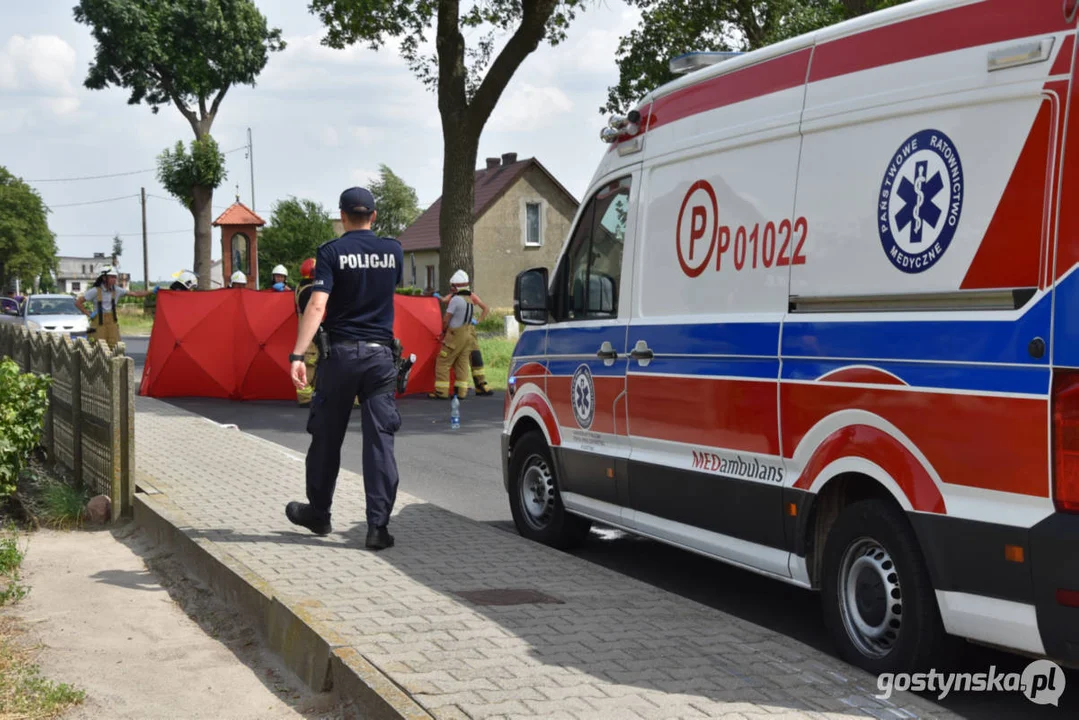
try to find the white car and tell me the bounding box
[18,294,90,337]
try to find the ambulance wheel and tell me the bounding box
[821,499,944,674]
[509,431,591,549]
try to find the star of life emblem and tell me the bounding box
[571,364,595,430]
[878,129,964,273]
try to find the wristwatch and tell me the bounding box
[289,353,304,363]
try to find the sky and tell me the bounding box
[0,0,643,283]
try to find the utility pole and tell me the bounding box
[247,127,255,212]
[141,188,149,289]
[247,127,257,289]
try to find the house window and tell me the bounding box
[425,265,436,290]
[81,264,87,274]
[525,202,542,247]
[72,282,81,292]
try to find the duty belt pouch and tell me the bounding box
[315,327,330,360]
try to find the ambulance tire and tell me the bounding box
[508,431,591,549]
[821,499,945,674]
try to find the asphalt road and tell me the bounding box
[125,336,1075,719]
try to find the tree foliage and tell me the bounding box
[156,137,228,211]
[112,234,123,265]
[310,0,588,292]
[0,167,57,292]
[0,359,51,500]
[604,0,910,114]
[74,0,285,136]
[369,165,421,238]
[256,198,337,288]
[74,0,284,289]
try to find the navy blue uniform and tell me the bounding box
[305,229,404,530]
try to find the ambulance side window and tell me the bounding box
[555,176,630,322]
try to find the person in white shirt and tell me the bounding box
[76,266,154,348]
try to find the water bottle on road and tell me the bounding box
[450,395,460,430]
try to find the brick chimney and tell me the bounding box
[485,157,500,170]
[501,152,518,165]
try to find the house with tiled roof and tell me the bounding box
[396,153,578,308]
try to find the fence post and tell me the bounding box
[118,355,135,517]
[72,339,83,486]
[107,354,123,521]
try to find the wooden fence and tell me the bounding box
[0,324,135,519]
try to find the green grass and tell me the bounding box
[478,337,516,391]
[476,311,507,334]
[117,309,154,336]
[39,482,89,530]
[0,618,85,717]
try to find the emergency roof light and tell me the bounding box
[669,51,743,75]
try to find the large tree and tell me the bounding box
[0,167,57,292]
[310,0,587,292]
[256,198,337,288]
[369,165,421,238]
[74,0,284,289]
[604,0,909,115]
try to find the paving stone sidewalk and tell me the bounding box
[134,396,956,720]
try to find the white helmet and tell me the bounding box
[230,270,247,284]
[99,265,118,277]
[450,269,469,286]
[271,264,287,277]
[175,270,198,289]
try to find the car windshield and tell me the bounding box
[27,297,78,316]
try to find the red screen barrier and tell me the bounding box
[139,290,443,400]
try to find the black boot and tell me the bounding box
[285,502,332,536]
[366,526,395,550]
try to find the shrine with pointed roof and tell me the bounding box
[214,198,266,289]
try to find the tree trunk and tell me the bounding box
[438,119,478,294]
[191,185,214,290]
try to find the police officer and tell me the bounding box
[286,187,403,550]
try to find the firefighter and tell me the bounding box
[438,284,493,396]
[168,270,198,291]
[429,270,487,399]
[76,266,155,348]
[229,270,248,289]
[271,264,291,291]
[294,258,319,406]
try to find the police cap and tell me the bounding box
[339,187,376,214]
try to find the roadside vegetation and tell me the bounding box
[0,360,85,716]
[0,525,85,718]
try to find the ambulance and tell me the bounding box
[502,0,1079,674]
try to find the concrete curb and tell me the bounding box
[134,492,433,720]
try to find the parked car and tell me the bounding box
[17,294,89,337]
[0,297,20,322]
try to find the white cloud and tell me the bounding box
[0,35,79,104]
[319,125,340,147]
[487,84,573,132]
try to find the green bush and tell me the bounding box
[395,286,425,296]
[0,360,50,500]
[477,311,507,334]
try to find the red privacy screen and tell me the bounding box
[139,290,443,400]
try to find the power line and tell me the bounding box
[47,194,140,209]
[53,229,192,238]
[26,145,249,183]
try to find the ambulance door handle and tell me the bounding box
[629,340,654,366]
[596,341,618,360]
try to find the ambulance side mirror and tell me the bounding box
[514,268,549,326]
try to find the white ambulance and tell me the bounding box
[502,0,1079,674]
